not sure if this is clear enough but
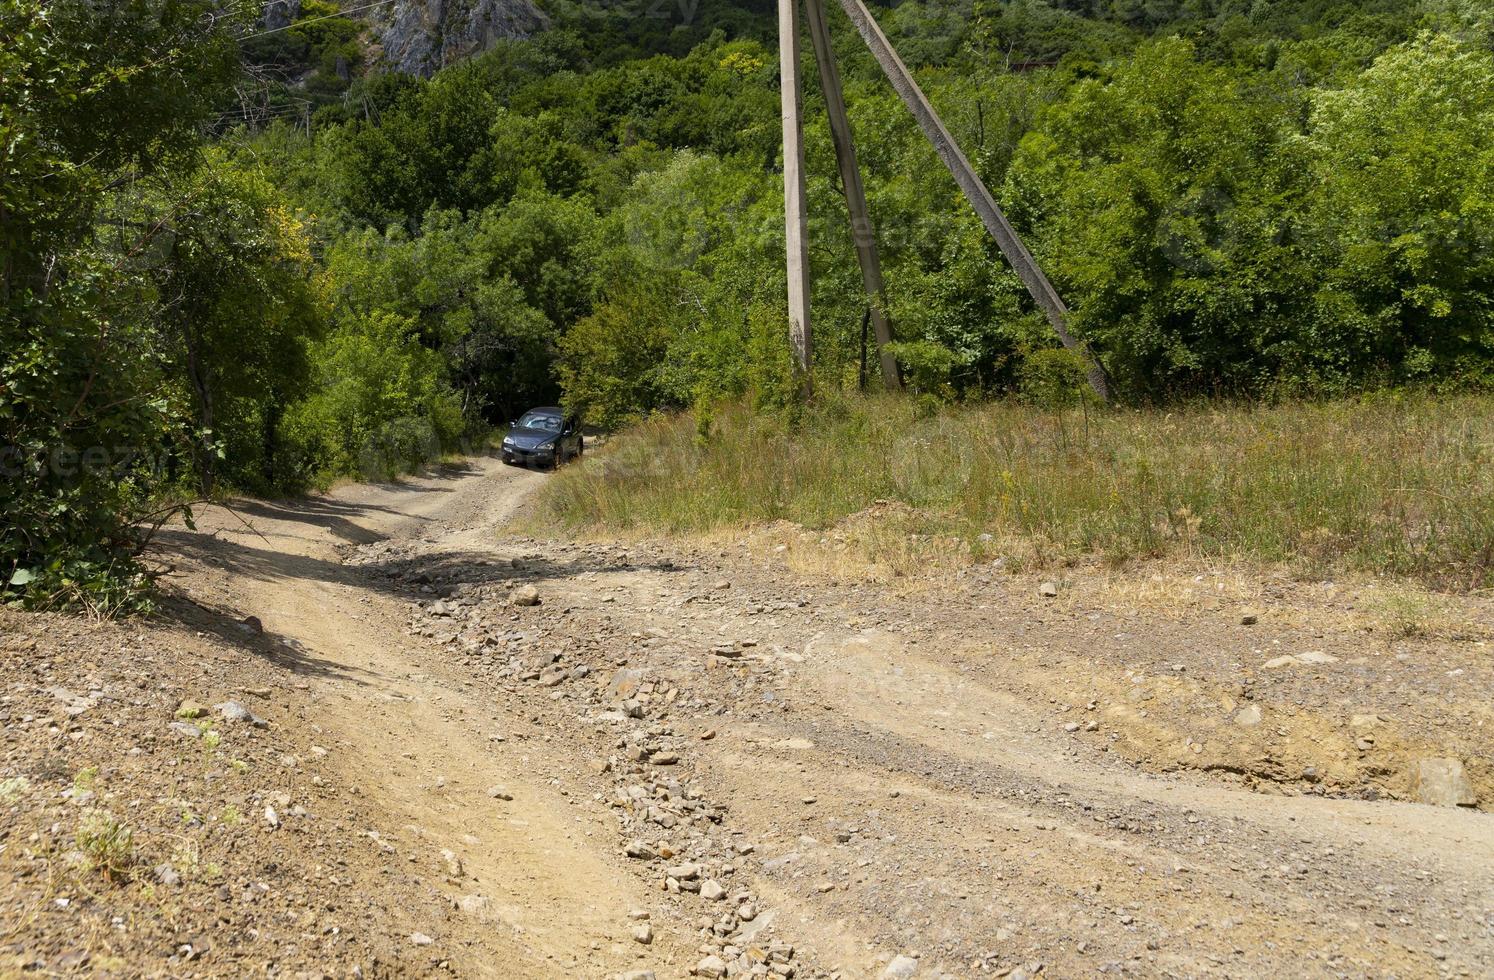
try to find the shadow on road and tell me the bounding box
[159,592,381,687]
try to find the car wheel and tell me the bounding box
[577,436,584,456]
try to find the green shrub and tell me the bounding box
[277,312,465,486]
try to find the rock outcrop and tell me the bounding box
[372,0,547,77]
[261,0,301,31]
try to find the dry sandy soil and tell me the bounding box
[2,454,1491,979]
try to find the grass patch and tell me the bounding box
[542,393,1494,590]
[76,809,134,883]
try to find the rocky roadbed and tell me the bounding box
[0,609,434,976]
[2,455,1491,978]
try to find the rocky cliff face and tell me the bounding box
[370,0,548,77]
[261,0,300,31]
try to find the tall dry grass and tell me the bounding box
[543,393,1494,590]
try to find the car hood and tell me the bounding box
[505,426,559,449]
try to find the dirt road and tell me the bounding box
[11,454,1487,978]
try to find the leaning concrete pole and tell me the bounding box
[779,0,813,394]
[804,0,899,392]
[834,0,1113,404]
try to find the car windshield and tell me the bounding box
[517,411,561,432]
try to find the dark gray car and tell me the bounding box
[501,407,583,469]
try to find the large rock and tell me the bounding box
[884,954,920,978]
[608,667,645,700]
[261,0,301,31]
[695,956,727,978]
[1233,704,1262,727]
[1415,758,1477,808]
[375,0,548,78]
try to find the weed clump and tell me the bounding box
[76,809,134,883]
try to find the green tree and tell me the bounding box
[1305,33,1494,386]
[1004,38,1315,397]
[136,158,324,493]
[278,311,464,484]
[1,0,241,607]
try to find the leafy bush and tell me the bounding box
[277,312,465,485]
[1,0,240,609]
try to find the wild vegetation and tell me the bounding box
[543,393,1494,589]
[3,0,1492,605]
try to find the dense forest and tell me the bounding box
[3,0,1492,606]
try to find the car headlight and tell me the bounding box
[502,436,515,447]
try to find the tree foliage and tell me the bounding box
[5,0,1494,606]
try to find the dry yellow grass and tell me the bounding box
[543,392,1494,592]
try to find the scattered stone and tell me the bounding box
[487,786,514,801]
[1063,722,1081,733]
[512,585,541,607]
[632,923,653,944]
[884,954,920,978]
[695,954,728,978]
[1415,758,1477,808]
[625,841,657,859]
[456,894,491,916]
[54,950,90,971]
[411,932,434,946]
[239,615,264,634]
[175,700,208,720]
[46,687,95,716]
[169,721,203,739]
[153,863,182,887]
[264,806,280,829]
[1038,581,1059,598]
[1239,610,1259,626]
[216,700,267,727]
[700,879,727,901]
[1234,705,1262,727]
[1264,652,1339,669]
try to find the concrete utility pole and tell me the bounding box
[832,0,1114,404]
[804,0,899,392]
[778,0,813,395]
